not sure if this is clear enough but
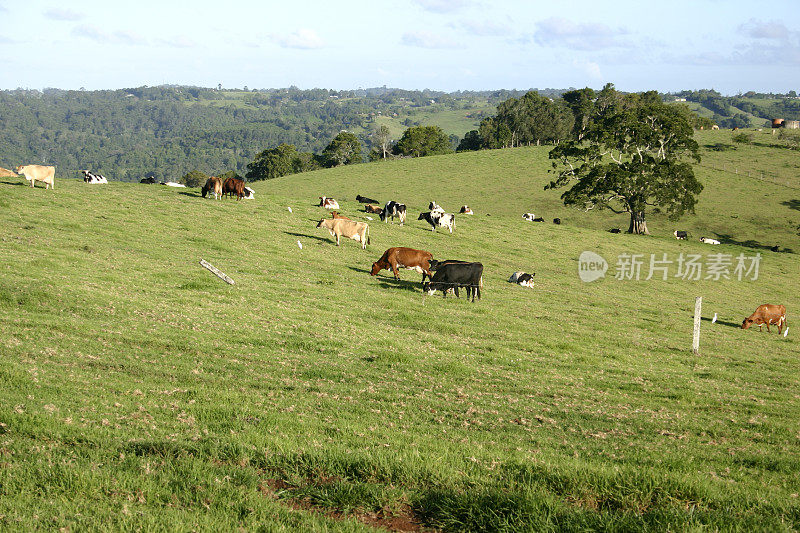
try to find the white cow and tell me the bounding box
[700,237,720,245]
[16,165,55,189]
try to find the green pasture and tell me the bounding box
[0,136,798,530]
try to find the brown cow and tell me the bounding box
[16,165,55,189]
[742,304,787,334]
[222,177,245,200]
[329,211,351,220]
[364,204,383,214]
[370,247,433,282]
[202,177,223,199]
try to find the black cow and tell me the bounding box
[381,201,407,225]
[140,177,157,184]
[423,262,483,302]
[673,230,688,240]
[356,194,379,204]
[553,218,561,225]
[609,228,621,234]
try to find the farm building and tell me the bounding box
[784,120,800,129]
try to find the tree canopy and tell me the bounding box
[321,132,362,167]
[546,85,702,235]
[394,125,452,157]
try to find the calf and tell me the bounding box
[508,271,535,288]
[418,211,455,233]
[459,205,474,215]
[370,247,433,282]
[700,237,720,245]
[673,230,688,240]
[356,194,378,204]
[222,177,245,200]
[202,176,223,199]
[424,262,483,302]
[319,196,340,210]
[742,304,787,334]
[316,218,370,249]
[381,201,407,225]
[16,165,55,189]
[329,211,351,220]
[364,204,384,214]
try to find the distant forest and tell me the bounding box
[1,85,797,182]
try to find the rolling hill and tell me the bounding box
[0,133,798,530]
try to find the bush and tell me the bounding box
[732,132,754,145]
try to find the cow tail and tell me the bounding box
[367,226,371,245]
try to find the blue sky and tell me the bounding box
[1,0,798,94]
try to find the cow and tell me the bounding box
[319,196,340,210]
[81,170,108,184]
[508,271,535,288]
[674,230,688,240]
[553,218,561,225]
[370,247,433,282]
[222,177,245,200]
[356,194,378,204]
[329,211,351,220]
[163,182,186,188]
[418,211,455,233]
[424,262,483,302]
[16,165,55,189]
[243,187,255,199]
[429,259,470,271]
[316,218,370,249]
[700,237,720,245]
[201,177,223,199]
[140,177,157,184]
[459,205,474,215]
[364,204,384,214]
[742,304,787,334]
[533,217,545,222]
[381,201,407,225]
[609,228,621,234]
[522,213,535,221]
[770,245,780,252]
[429,201,445,214]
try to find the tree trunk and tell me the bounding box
[627,210,649,235]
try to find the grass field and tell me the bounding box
[1,133,798,531]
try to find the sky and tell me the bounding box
[1,0,798,94]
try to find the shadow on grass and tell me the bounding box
[178,191,202,198]
[714,233,794,254]
[782,199,800,211]
[350,266,423,293]
[701,316,742,329]
[284,231,332,244]
[0,179,25,186]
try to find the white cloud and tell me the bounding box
[44,8,84,21]
[458,19,511,37]
[273,29,324,50]
[72,25,147,46]
[738,19,791,40]
[401,30,459,49]
[413,0,473,13]
[532,17,630,51]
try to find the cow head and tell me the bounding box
[15,165,24,174]
[370,262,381,276]
[417,212,427,221]
[741,317,754,330]
[315,219,325,228]
[422,281,434,295]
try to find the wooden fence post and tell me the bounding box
[693,296,702,355]
[199,259,236,285]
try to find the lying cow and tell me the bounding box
[553,218,561,225]
[243,187,255,199]
[140,177,157,184]
[316,218,370,249]
[356,194,378,204]
[329,211,351,220]
[381,201,407,225]
[609,228,621,234]
[202,177,223,199]
[418,211,455,233]
[81,170,108,184]
[222,177,245,199]
[459,205,474,215]
[163,181,186,188]
[319,196,340,210]
[508,271,535,288]
[424,261,483,302]
[700,237,720,245]
[674,230,688,240]
[364,204,384,214]
[370,247,433,282]
[429,201,444,214]
[16,165,55,189]
[742,304,787,334]
[522,213,535,221]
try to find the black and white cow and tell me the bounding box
[522,213,535,221]
[673,230,688,240]
[81,170,108,184]
[242,187,255,199]
[424,262,483,302]
[418,211,455,233]
[508,271,534,288]
[381,201,407,225]
[356,194,379,204]
[428,201,445,214]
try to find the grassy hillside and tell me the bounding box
[0,136,798,530]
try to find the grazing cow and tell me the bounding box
[700,237,720,245]
[459,205,474,215]
[140,177,157,184]
[418,211,455,233]
[370,247,433,281]
[674,230,688,240]
[364,204,384,214]
[424,262,483,302]
[316,218,370,249]
[553,218,561,225]
[81,170,108,184]
[319,196,340,210]
[429,201,444,214]
[609,228,621,234]
[356,194,378,204]
[202,177,223,199]
[522,213,535,221]
[329,211,351,220]
[222,177,246,200]
[508,271,535,288]
[16,165,55,189]
[742,304,787,334]
[243,187,255,199]
[381,201,407,225]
